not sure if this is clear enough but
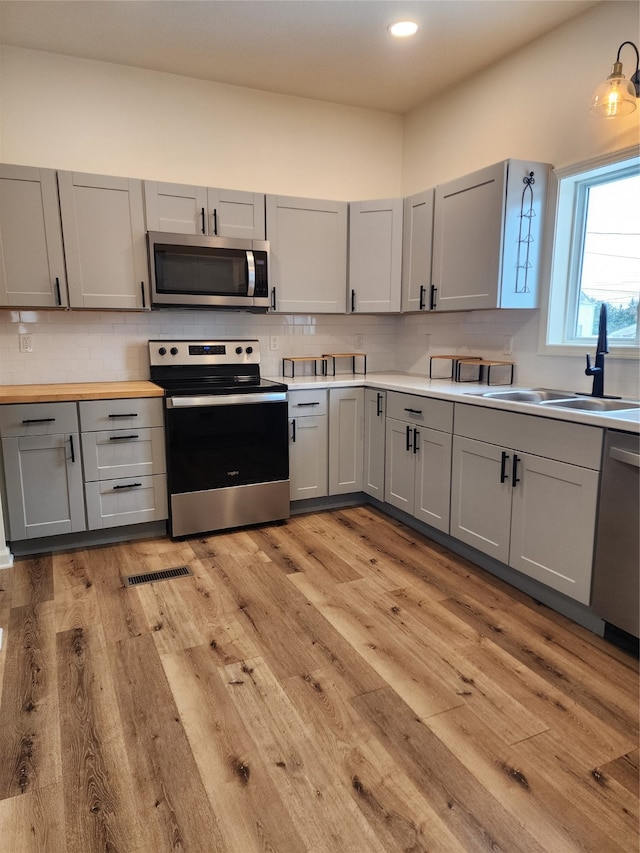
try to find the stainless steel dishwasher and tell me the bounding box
[591,429,639,653]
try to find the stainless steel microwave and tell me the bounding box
[147,232,270,310]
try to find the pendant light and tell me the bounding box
[590,41,640,118]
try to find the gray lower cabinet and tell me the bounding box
[0,402,85,539]
[329,387,364,494]
[79,398,167,529]
[384,392,453,533]
[450,404,602,604]
[288,390,328,500]
[363,389,386,499]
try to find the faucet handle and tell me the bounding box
[585,353,592,375]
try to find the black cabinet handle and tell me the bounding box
[500,451,510,483]
[109,434,139,441]
[113,482,142,490]
[140,282,146,308]
[376,392,383,417]
[212,209,218,235]
[419,285,426,311]
[351,289,356,312]
[55,277,62,306]
[295,401,319,407]
[69,434,75,463]
[22,417,55,424]
[201,207,206,234]
[406,424,412,452]
[512,454,520,488]
[271,287,277,311]
[291,419,296,443]
[404,408,422,415]
[429,284,437,310]
[108,413,138,419]
[413,427,419,454]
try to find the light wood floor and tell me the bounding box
[0,505,637,852]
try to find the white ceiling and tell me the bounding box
[0,0,600,114]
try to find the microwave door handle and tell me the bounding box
[246,250,256,297]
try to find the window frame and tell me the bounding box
[540,145,640,359]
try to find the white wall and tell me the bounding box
[0,46,402,200]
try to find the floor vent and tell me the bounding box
[125,565,193,587]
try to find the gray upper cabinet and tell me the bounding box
[431,159,550,311]
[58,171,149,310]
[144,181,265,239]
[348,198,403,313]
[266,195,347,313]
[401,188,434,312]
[0,164,68,307]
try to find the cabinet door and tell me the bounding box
[384,417,415,514]
[414,427,452,533]
[363,390,386,499]
[349,198,402,313]
[289,416,328,500]
[450,435,511,563]
[2,433,85,540]
[81,427,166,482]
[144,181,208,234]
[509,453,599,604]
[59,171,148,309]
[329,387,363,495]
[432,161,505,311]
[401,188,434,312]
[207,188,265,239]
[266,195,347,313]
[0,165,67,307]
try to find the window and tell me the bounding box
[544,148,640,355]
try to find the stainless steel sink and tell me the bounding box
[479,389,576,403]
[540,398,640,413]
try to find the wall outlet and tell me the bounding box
[269,335,278,351]
[503,335,513,355]
[19,334,33,353]
[354,334,364,350]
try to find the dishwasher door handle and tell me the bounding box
[610,446,640,468]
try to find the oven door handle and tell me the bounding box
[166,391,287,408]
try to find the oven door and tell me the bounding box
[165,392,288,494]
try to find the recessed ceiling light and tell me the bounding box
[388,21,419,38]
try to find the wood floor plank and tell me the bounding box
[352,686,549,853]
[89,543,152,643]
[282,666,469,853]
[0,601,61,800]
[600,748,639,797]
[57,624,146,852]
[222,655,388,853]
[106,631,227,852]
[162,643,309,852]
[0,781,66,853]
[0,564,13,697]
[9,554,55,610]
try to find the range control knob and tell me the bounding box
[158,347,166,356]
[170,347,179,356]
[246,346,253,354]
[235,346,243,355]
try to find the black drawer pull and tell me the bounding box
[429,284,437,310]
[404,408,423,415]
[113,482,142,490]
[69,434,75,463]
[295,401,320,407]
[376,393,383,417]
[291,419,296,443]
[109,434,139,441]
[406,424,412,452]
[419,285,426,311]
[108,413,138,418]
[500,450,509,483]
[201,207,206,234]
[22,417,56,424]
[512,454,521,488]
[413,427,419,454]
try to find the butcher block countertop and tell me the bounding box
[0,381,163,404]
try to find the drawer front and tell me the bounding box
[85,474,168,530]
[288,389,328,417]
[79,397,164,432]
[386,391,453,432]
[81,427,166,481]
[0,401,78,436]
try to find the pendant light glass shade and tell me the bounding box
[590,42,640,118]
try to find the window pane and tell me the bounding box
[578,174,640,340]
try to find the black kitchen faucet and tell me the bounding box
[584,303,620,399]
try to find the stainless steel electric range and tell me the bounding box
[149,339,289,538]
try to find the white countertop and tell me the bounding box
[265,371,640,433]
